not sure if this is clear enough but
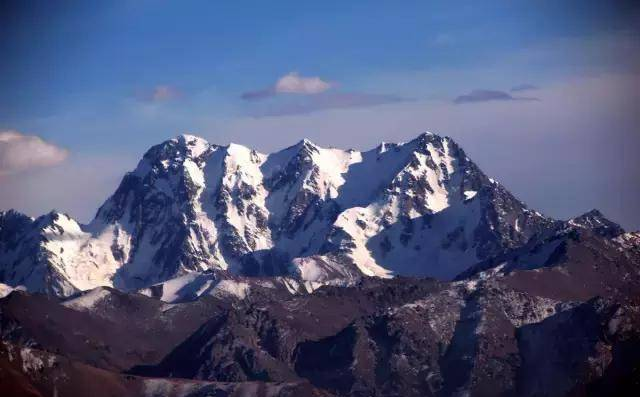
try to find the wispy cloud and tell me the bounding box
[241,72,408,115]
[251,92,409,117]
[454,89,539,104]
[275,72,331,94]
[136,85,183,102]
[0,131,68,176]
[241,88,277,101]
[511,84,538,92]
[242,72,332,100]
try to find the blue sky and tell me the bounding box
[1,0,639,228]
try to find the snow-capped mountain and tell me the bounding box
[2,132,639,397]
[0,132,615,297]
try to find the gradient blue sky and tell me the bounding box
[1,0,639,228]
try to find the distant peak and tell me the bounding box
[296,138,317,148]
[408,131,451,151]
[416,130,446,141]
[0,209,29,219]
[581,209,603,217]
[34,211,81,231]
[43,210,65,220]
[143,134,211,164]
[284,138,319,157]
[569,209,624,237]
[571,209,608,223]
[371,131,454,156]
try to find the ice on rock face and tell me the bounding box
[464,191,478,200]
[0,132,563,297]
[179,134,211,158]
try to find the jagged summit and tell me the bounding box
[0,131,625,298]
[152,131,455,162]
[140,133,212,165]
[569,209,624,237]
[295,137,317,147]
[178,133,207,143]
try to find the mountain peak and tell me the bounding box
[134,134,211,176]
[0,209,31,221]
[293,138,319,152]
[35,211,83,233]
[298,137,316,145]
[413,130,450,145]
[175,134,210,158]
[579,208,604,218]
[2,130,566,296]
[569,209,624,237]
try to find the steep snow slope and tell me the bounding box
[0,132,583,296]
[0,211,120,296]
[293,133,555,279]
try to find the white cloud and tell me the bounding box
[274,72,332,94]
[241,72,332,100]
[0,131,68,176]
[135,85,182,102]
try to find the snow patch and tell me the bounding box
[212,279,250,299]
[19,347,55,374]
[62,287,111,311]
[179,134,210,158]
[183,158,205,187]
[463,190,477,200]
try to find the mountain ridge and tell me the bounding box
[2,132,639,396]
[0,132,627,299]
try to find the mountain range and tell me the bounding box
[1,132,639,396]
[1,132,560,296]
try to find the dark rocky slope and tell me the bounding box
[1,225,638,396]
